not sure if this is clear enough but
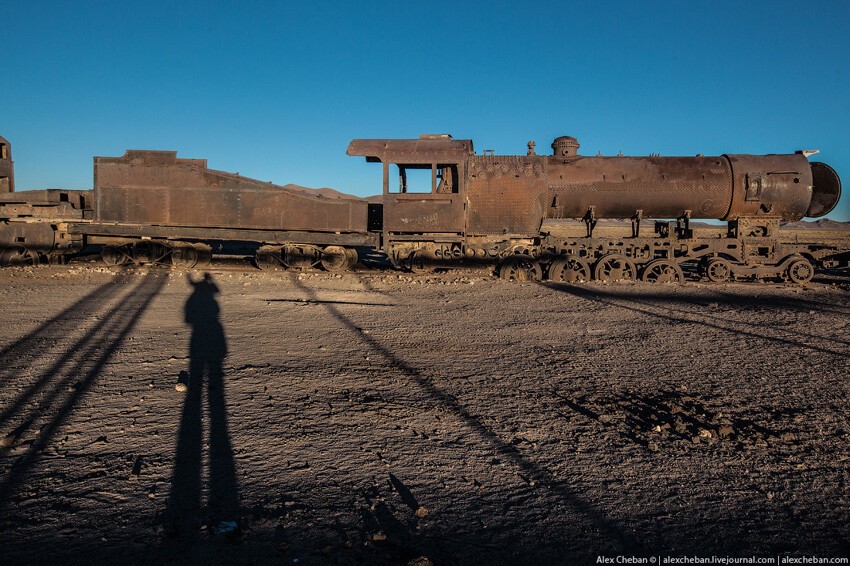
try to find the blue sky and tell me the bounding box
[3,0,849,220]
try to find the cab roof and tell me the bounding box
[347,137,474,163]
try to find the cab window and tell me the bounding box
[394,164,431,193]
[392,164,459,194]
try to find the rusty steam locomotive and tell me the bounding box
[0,133,844,283]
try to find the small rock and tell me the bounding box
[414,506,429,518]
[371,531,387,542]
[175,383,188,393]
[718,425,735,438]
[698,428,713,439]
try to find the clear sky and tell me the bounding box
[3,0,849,220]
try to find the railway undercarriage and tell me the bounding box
[386,216,850,285]
[1,216,848,286]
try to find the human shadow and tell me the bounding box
[164,273,240,540]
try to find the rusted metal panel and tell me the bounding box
[725,154,814,221]
[385,194,465,234]
[95,150,369,233]
[0,135,14,193]
[68,222,379,247]
[347,136,474,164]
[0,189,89,212]
[0,221,55,250]
[466,155,548,236]
[546,156,733,220]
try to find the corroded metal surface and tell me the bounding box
[95,150,369,233]
[0,135,13,193]
[350,135,839,240]
[0,132,846,280]
[807,162,842,217]
[546,156,733,221]
[348,134,847,278]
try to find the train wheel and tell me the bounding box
[548,255,590,283]
[0,246,40,267]
[321,246,350,272]
[408,250,430,274]
[786,257,814,284]
[171,246,199,269]
[285,244,321,270]
[255,250,281,270]
[499,255,542,282]
[641,259,684,284]
[704,258,732,283]
[344,247,359,269]
[101,245,129,267]
[593,254,635,282]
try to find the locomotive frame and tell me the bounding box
[0,133,846,284]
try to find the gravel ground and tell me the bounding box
[0,263,848,565]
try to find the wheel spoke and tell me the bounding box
[594,254,635,282]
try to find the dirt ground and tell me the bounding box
[1,258,849,565]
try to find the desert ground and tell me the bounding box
[1,239,849,564]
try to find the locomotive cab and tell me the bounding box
[347,135,473,237]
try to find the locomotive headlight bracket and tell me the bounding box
[746,173,765,201]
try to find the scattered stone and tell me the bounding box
[371,531,387,542]
[175,370,188,392]
[414,506,429,518]
[718,425,735,439]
